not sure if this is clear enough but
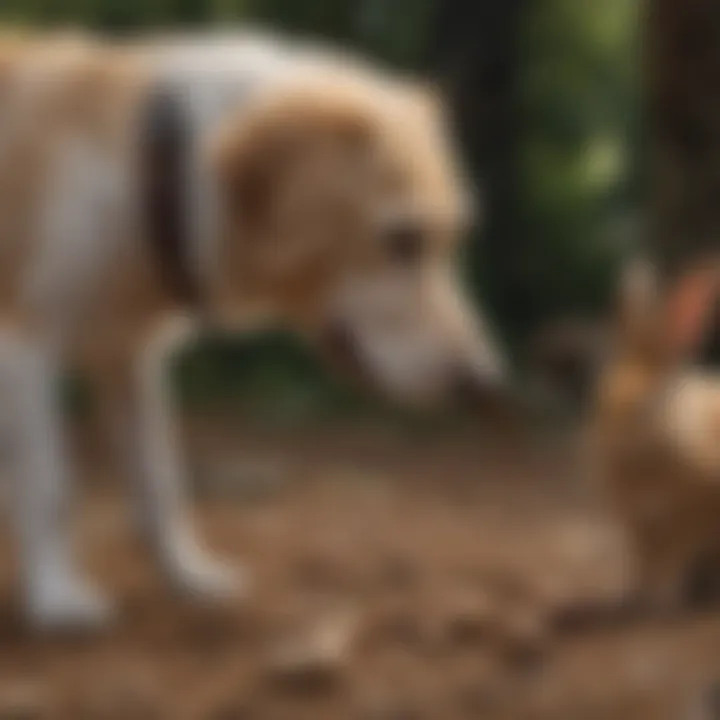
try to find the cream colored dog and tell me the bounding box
[0,29,506,629]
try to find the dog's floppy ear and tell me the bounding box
[664,260,720,359]
[210,115,294,233]
[210,91,376,234]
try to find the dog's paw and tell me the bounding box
[167,549,250,602]
[27,576,115,632]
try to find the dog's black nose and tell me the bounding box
[322,321,367,382]
[451,366,521,426]
[453,364,505,404]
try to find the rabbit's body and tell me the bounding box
[592,260,720,610]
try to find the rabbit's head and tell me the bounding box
[593,257,720,427]
[611,256,720,377]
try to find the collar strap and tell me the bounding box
[139,82,204,309]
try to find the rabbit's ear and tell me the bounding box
[617,256,659,331]
[665,261,720,358]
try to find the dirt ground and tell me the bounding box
[0,417,719,719]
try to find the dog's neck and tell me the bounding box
[139,36,295,314]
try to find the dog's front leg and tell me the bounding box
[1,334,112,629]
[128,314,246,600]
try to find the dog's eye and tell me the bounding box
[385,222,425,264]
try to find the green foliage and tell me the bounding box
[518,0,640,321]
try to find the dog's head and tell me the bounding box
[208,69,507,408]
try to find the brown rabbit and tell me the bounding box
[591,256,720,613]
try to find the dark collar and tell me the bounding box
[139,83,203,308]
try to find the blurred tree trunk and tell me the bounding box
[425,0,528,348]
[646,0,720,275]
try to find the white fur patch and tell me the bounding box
[129,313,244,597]
[0,330,112,627]
[25,136,129,339]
